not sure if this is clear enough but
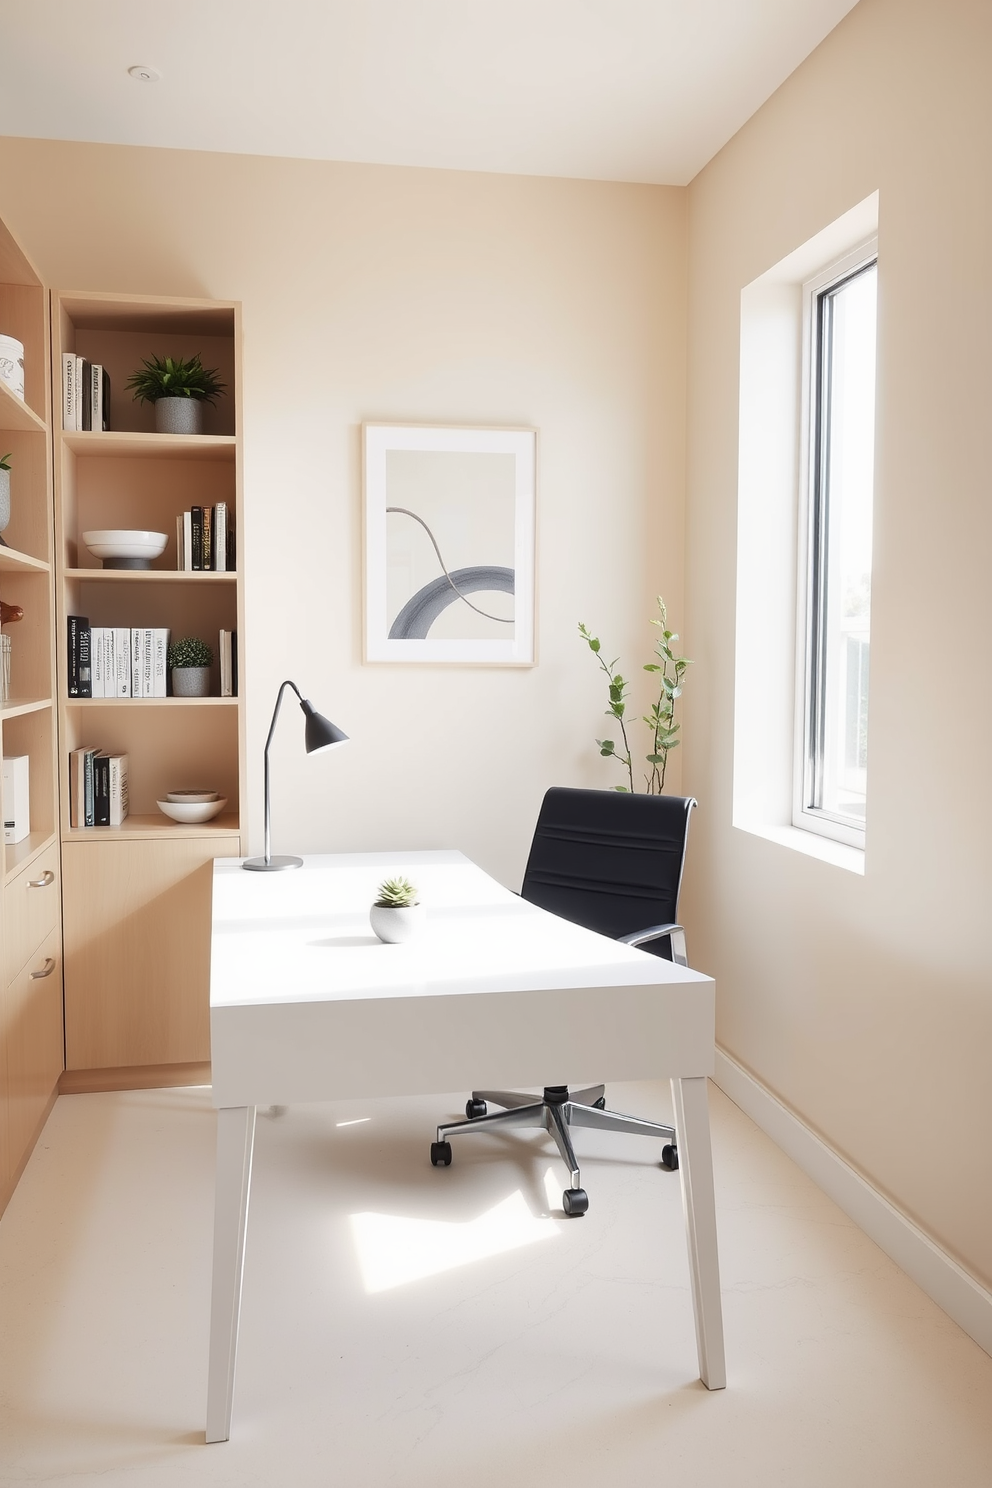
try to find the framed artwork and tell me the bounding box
[363,423,537,665]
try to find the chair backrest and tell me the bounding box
[520,787,696,957]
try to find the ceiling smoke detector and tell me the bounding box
[127,65,161,83]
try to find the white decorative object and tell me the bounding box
[83,529,168,569]
[369,902,425,944]
[2,754,29,842]
[166,789,219,804]
[172,666,211,697]
[156,796,228,824]
[156,397,202,435]
[0,634,10,703]
[0,335,25,400]
[363,423,537,666]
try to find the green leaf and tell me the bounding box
[643,663,661,672]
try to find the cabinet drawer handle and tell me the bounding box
[29,869,56,888]
[31,957,56,979]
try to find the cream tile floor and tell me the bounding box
[1,1081,991,1487]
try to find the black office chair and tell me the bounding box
[429,787,696,1216]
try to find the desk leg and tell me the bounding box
[205,1105,257,1443]
[671,1076,726,1390]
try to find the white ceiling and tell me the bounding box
[0,1,859,186]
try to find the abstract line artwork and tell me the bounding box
[364,425,536,665]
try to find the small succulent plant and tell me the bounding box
[0,453,11,470]
[373,877,419,909]
[167,635,213,669]
[126,353,226,405]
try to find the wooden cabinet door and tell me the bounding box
[62,837,240,1071]
[2,927,63,1190]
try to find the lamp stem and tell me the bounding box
[249,680,306,872]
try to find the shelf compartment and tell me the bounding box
[3,829,58,885]
[62,431,236,462]
[0,381,46,434]
[64,812,240,842]
[1,697,52,720]
[65,568,235,583]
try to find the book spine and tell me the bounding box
[90,363,102,434]
[91,626,106,698]
[84,749,96,828]
[94,755,110,826]
[69,748,84,828]
[202,507,213,571]
[78,621,92,698]
[191,506,203,571]
[176,512,184,571]
[109,754,129,828]
[142,627,154,698]
[80,359,92,432]
[101,367,111,431]
[214,503,227,573]
[131,627,142,700]
[114,628,131,696]
[153,629,169,698]
[62,353,75,430]
[183,511,193,572]
[74,356,85,431]
[231,630,238,696]
[67,615,80,697]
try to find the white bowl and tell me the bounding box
[156,796,228,824]
[83,529,168,561]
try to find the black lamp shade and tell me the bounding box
[302,701,349,754]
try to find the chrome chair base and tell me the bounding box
[430,1085,678,1217]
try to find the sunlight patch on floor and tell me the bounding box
[350,1181,559,1293]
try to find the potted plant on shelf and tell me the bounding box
[168,635,214,697]
[370,876,424,943]
[125,353,226,435]
[0,453,11,547]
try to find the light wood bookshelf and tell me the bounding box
[0,214,62,1219]
[53,291,245,1088]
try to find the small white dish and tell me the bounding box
[83,529,168,567]
[156,796,228,824]
[165,789,219,803]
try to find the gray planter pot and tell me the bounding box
[0,466,9,539]
[155,397,203,435]
[172,666,211,697]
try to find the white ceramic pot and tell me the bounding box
[0,335,24,400]
[172,666,211,697]
[369,903,425,944]
[155,397,203,435]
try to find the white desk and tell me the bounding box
[206,851,725,1442]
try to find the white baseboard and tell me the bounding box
[713,1047,992,1358]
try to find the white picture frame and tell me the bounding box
[363,423,537,665]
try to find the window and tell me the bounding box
[796,244,878,848]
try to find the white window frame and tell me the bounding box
[793,237,878,851]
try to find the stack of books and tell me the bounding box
[177,503,235,571]
[61,355,110,432]
[68,618,170,699]
[69,748,129,827]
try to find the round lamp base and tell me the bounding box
[242,855,303,872]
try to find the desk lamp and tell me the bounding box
[243,679,349,871]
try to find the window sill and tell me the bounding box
[734,820,865,875]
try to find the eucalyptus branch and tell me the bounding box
[580,597,691,794]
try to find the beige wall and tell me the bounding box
[0,139,686,887]
[683,0,992,1287]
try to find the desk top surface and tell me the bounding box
[210,850,711,1011]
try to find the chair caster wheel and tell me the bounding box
[593,1096,606,1109]
[430,1141,452,1167]
[465,1098,487,1119]
[562,1187,588,1217]
[661,1143,679,1171]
